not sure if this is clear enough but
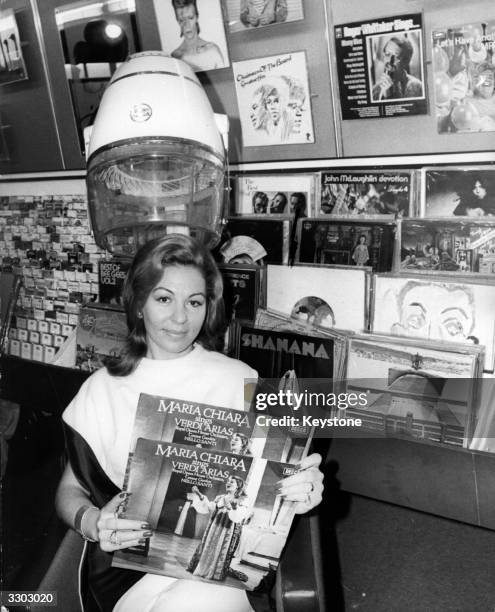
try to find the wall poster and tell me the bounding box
[0,9,28,86]
[334,13,427,120]
[225,0,304,33]
[153,0,230,72]
[232,51,315,146]
[432,20,495,133]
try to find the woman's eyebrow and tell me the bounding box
[441,307,469,321]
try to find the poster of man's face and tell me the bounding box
[152,0,230,72]
[367,30,425,102]
[0,9,28,86]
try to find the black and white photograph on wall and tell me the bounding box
[55,0,140,152]
[297,219,396,273]
[216,217,291,265]
[0,9,28,86]
[399,219,495,275]
[234,174,314,215]
[232,51,314,146]
[371,273,495,372]
[152,0,230,72]
[334,13,427,119]
[432,20,495,133]
[421,166,495,217]
[225,0,304,33]
[319,170,412,217]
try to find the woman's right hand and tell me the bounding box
[94,492,154,552]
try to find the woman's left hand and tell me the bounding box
[277,453,324,514]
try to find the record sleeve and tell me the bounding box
[216,217,291,265]
[371,273,495,372]
[233,174,315,216]
[345,333,482,447]
[296,218,396,272]
[113,439,298,591]
[266,264,368,333]
[318,170,413,217]
[399,219,495,276]
[421,166,495,217]
[125,392,308,468]
[218,263,264,323]
[98,258,130,305]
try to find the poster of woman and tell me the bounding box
[233,51,315,146]
[152,0,230,72]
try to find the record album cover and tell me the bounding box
[345,334,481,446]
[266,264,368,332]
[319,170,412,217]
[372,274,495,372]
[113,439,298,591]
[297,219,396,272]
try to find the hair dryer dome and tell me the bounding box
[86,51,228,256]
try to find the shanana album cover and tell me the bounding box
[113,439,298,591]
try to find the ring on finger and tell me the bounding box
[110,530,120,546]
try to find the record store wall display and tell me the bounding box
[421,166,495,217]
[266,264,368,333]
[233,174,315,216]
[216,217,291,265]
[318,170,414,217]
[296,219,396,272]
[371,273,495,372]
[345,334,483,448]
[399,219,495,275]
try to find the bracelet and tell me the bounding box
[74,504,99,542]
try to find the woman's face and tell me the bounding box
[266,92,281,123]
[176,5,198,39]
[472,180,487,200]
[230,435,244,454]
[250,94,264,129]
[226,477,238,494]
[142,264,207,360]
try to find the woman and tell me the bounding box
[56,234,324,612]
[170,0,224,72]
[187,478,251,581]
[352,234,370,266]
[453,175,495,216]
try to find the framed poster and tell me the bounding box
[319,170,413,217]
[233,173,315,215]
[421,166,495,217]
[225,0,304,33]
[232,51,315,146]
[432,20,495,134]
[334,13,427,120]
[152,0,230,72]
[0,9,28,86]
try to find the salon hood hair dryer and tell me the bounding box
[85,51,229,256]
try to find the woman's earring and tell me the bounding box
[137,311,143,319]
